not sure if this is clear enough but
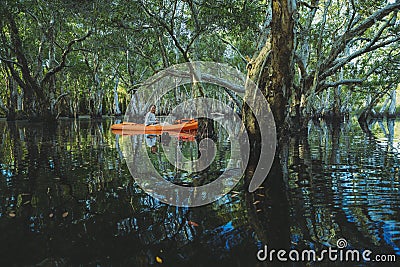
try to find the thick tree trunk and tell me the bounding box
[243,0,296,192]
[268,0,295,130]
[244,0,296,139]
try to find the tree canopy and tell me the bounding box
[0,0,399,123]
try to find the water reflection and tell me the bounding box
[0,117,399,266]
[286,118,400,257]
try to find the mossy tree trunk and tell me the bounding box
[243,0,296,159]
[242,3,296,232]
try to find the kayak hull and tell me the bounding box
[111,119,198,132]
[111,129,196,141]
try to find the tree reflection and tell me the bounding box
[0,118,399,265]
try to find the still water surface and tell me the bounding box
[0,117,399,266]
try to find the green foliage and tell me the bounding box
[294,0,400,116]
[0,0,398,118]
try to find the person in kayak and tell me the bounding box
[144,105,159,126]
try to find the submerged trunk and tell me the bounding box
[245,154,290,252]
[243,0,295,146]
[244,0,295,134]
[267,0,295,130]
[243,0,296,194]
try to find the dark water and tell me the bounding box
[0,117,399,266]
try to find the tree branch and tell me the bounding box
[294,53,307,79]
[317,64,380,93]
[163,69,246,93]
[6,12,42,98]
[321,78,364,87]
[0,57,23,68]
[298,1,319,9]
[321,34,400,80]
[54,92,69,106]
[5,61,28,92]
[219,38,248,65]
[346,0,358,32]
[41,30,92,87]
[320,2,400,76]
[185,30,203,54]
[0,95,9,113]
[139,1,190,62]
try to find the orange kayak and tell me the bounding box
[111,129,197,141]
[111,119,198,133]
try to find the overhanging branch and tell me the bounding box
[320,2,400,77]
[0,57,23,68]
[41,30,92,87]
